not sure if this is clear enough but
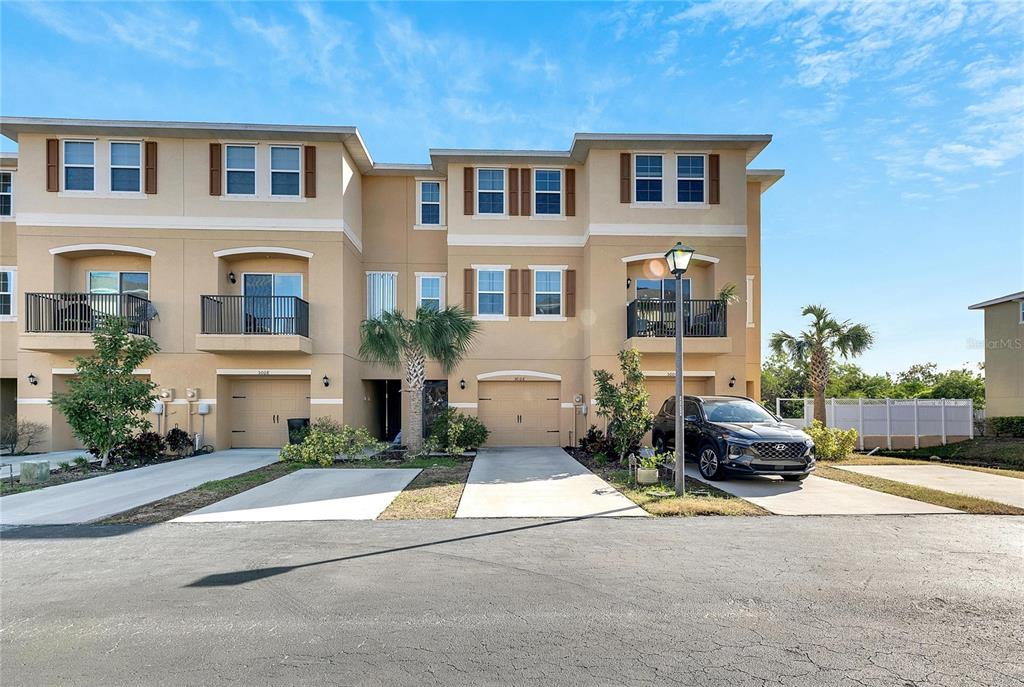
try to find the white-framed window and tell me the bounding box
[534,169,561,215]
[418,181,442,225]
[477,168,505,214]
[476,269,505,316]
[88,271,150,300]
[0,267,15,318]
[416,273,445,312]
[634,154,662,202]
[1019,302,1024,325]
[225,144,257,196]
[270,145,301,197]
[676,155,705,203]
[534,269,562,316]
[367,271,398,319]
[0,172,12,216]
[109,141,142,193]
[64,140,95,191]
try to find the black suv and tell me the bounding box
[652,395,815,481]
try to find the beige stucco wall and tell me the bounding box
[981,301,1024,416]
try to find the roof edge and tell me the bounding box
[968,291,1024,310]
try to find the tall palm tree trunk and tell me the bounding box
[809,348,829,425]
[404,347,426,452]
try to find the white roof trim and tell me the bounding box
[49,243,156,257]
[477,370,562,382]
[213,246,313,259]
[620,252,719,264]
[968,291,1024,310]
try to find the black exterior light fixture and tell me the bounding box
[729,376,737,388]
[665,241,696,497]
[228,272,237,284]
[322,375,331,388]
[459,379,466,390]
[27,373,38,386]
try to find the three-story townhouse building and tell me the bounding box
[0,117,782,451]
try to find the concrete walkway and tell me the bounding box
[836,464,1024,508]
[174,468,421,522]
[0,449,280,526]
[686,467,959,515]
[456,447,647,518]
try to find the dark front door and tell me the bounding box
[423,380,449,438]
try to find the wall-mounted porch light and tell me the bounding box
[27,373,38,386]
[322,375,331,388]
[729,376,737,388]
[459,379,466,390]
[228,272,237,284]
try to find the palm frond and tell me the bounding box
[411,306,479,374]
[834,323,874,358]
[359,311,408,369]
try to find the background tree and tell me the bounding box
[769,305,874,425]
[51,317,159,467]
[360,306,478,453]
[593,348,653,463]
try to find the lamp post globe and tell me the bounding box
[664,242,695,277]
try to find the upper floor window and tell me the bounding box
[676,155,705,203]
[534,170,561,215]
[110,142,141,193]
[64,141,95,191]
[0,268,14,317]
[1020,302,1024,325]
[0,172,12,216]
[225,145,256,196]
[367,271,397,319]
[534,270,562,316]
[477,169,504,214]
[419,181,442,225]
[88,271,150,300]
[635,154,662,202]
[477,269,505,316]
[270,146,301,197]
[417,274,445,312]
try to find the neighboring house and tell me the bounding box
[0,117,782,451]
[969,291,1024,417]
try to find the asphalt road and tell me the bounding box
[2,516,1022,686]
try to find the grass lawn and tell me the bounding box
[379,463,472,519]
[600,468,768,517]
[825,451,1024,480]
[102,455,471,524]
[814,464,1024,515]
[874,437,1024,472]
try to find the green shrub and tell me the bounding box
[109,431,166,465]
[989,416,1024,438]
[639,452,666,470]
[279,420,386,466]
[805,420,858,460]
[73,456,90,471]
[59,461,72,472]
[165,428,192,457]
[579,425,616,457]
[429,408,490,454]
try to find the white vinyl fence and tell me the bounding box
[776,398,975,450]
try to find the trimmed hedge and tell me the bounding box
[989,416,1024,438]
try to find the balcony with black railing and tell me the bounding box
[197,295,311,353]
[25,292,154,336]
[626,299,729,351]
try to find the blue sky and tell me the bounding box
[2,1,1022,374]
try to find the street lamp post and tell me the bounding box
[664,242,695,496]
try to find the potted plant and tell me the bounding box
[636,453,661,485]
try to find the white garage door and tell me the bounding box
[478,381,561,446]
[646,378,711,414]
[230,378,311,448]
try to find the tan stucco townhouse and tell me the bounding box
[969,291,1024,418]
[0,118,782,451]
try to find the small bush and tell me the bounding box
[430,408,490,454]
[280,420,386,466]
[639,452,665,470]
[0,415,48,455]
[109,431,166,465]
[73,456,90,471]
[59,461,72,472]
[989,416,1024,438]
[805,420,858,460]
[165,428,193,457]
[579,425,616,457]
[289,424,311,445]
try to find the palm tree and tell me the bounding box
[360,306,479,452]
[769,305,874,425]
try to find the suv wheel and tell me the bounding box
[698,445,725,480]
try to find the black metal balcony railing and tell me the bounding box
[25,293,154,336]
[626,298,727,338]
[201,295,309,337]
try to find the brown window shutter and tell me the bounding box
[565,168,576,216]
[144,141,158,194]
[508,168,519,216]
[508,269,519,316]
[520,268,532,316]
[520,168,531,216]
[463,268,475,314]
[46,138,59,192]
[304,145,317,198]
[708,154,720,204]
[463,167,474,215]
[209,143,222,196]
[565,269,577,317]
[619,153,631,203]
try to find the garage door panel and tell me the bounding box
[230,378,311,448]
[478,381,560,447]
[646,378,711,414]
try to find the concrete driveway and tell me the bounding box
[0,449,280,526]
[836,464,1024,508]
[687,467,959,515]
[456,447,647,518]
[173,468,421,522]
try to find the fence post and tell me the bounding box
[858,398,864,450]
[776,397,781,418]
[913,399,920,449]
[940,398,946,445]
[829,398,835,427]
[885,399,892,450]
[969,400,974,440]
